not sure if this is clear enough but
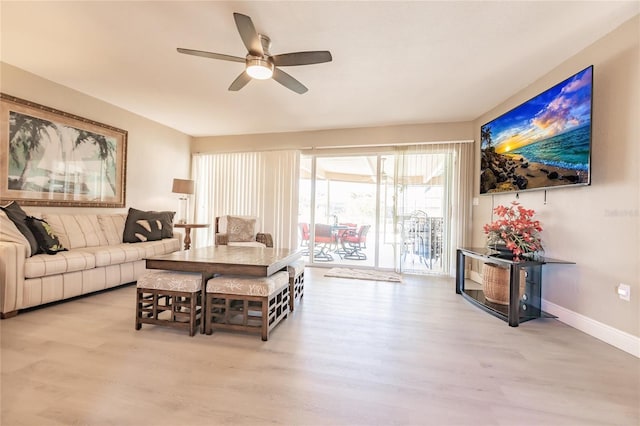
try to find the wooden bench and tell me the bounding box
[205,271,289,341]
[287,259,305,312]
[135,270,202,336]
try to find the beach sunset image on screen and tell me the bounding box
[480,66,592,195]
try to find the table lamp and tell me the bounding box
[172,178,194,224]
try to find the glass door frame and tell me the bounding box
[301,148,452,274]
[306,153,384,269]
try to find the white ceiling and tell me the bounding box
[1,1,638,137]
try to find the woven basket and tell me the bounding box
[482,263,526,305]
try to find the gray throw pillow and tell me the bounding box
[0,201,39,256]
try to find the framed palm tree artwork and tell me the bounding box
[1,94,127,207]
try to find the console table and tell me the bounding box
[456,247,574,326]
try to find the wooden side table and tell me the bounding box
[174,223,209,250]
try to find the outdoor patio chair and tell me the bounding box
[335,223,357,256]
[313,223,335,261]
[341,225,371,260]
[299,223,310,247]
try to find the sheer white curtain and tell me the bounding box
[395,142,473,275]
[191,150,300,249]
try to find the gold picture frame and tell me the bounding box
[0,93,127,207]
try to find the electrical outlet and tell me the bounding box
[617,283,630,301]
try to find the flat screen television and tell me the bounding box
[480,65,593,195]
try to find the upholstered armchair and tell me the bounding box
[215,216,274,248]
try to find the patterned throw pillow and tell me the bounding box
[0,201,39,256]
[227,216,256,242]
[25,216,68,255]
[123,208,175,243]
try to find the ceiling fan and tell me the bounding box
[177,12,332,94]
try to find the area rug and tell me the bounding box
[324,268,402,283]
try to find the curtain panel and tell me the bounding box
[395,142,473,275]
[192,151,300,249]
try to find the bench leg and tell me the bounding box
[189,293,197,337]
[289,278,295,312]
[135,288,142,330]
[205,294,213,335]
[261,299,269,341]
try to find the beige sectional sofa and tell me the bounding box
[0,211,181,318]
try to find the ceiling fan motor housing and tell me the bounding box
[244,34,273,79]
[245,56,274,79]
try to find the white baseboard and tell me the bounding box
[542,300,640,358]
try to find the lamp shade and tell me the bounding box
[172,178,194,195]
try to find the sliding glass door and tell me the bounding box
[299,147,461,274]
[299,155,379,267]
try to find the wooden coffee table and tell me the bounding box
[146,245,302,333]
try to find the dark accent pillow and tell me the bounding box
[123,208,175,243]
[0,201,39,256]
[25,216,68,255]
[157,211,175,238]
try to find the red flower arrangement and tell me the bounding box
[483,201,543,259]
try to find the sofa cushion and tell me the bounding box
[98,213,127,245]
[137,238,182,258]
[42,214,108,249]
[24,250,96,279]
[123,208,175,243]
[0,210,32,257]
[80,243,147,267]
[227,216,256,242]
[25,216,68,255]
[24,238,179,280]
[0,201,38,256]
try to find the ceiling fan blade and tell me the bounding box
[228,71,252,91]
[233,13,263,56]
[177,48,245,63]
[272,68,308,94]
[272,51,333,67]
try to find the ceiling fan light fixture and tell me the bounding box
[178,13,331,93]
[246,58,274,80]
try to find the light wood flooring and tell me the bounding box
[1,268,638,425]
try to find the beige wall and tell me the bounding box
[1,62,192,215]
[191,121,474,153]
[472,16,639,337]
